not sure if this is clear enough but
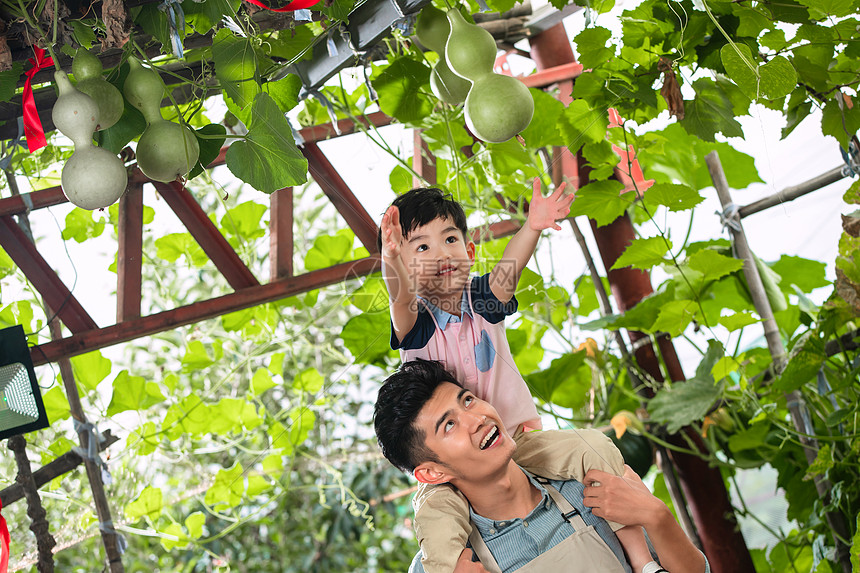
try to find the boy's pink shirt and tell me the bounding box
[400,277,541,435]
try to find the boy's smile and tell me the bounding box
[403,216,476,310]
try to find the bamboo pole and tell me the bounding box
[738,165,846,219]
[705,151,852,573]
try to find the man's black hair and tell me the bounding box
[376,188,470,252]
[373,359,463,473]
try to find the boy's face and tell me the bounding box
[402,216,475,301]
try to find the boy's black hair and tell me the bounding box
[373,359,463,473]
[376,188,470,251]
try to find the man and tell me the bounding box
[374,359,710,573]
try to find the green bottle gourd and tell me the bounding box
[53,71,128,210]
[416,5,470,105]
[72,48,124,131]
[445,9,534,143]
[124,58,199,183]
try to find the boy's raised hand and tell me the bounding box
[528,178,573,231]
[380,205,404,260]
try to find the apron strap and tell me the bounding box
[468,526,504,573]
[533,477,589,530]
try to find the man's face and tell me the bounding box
[402,216,475,302]
[413,382,515,484]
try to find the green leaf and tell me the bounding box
[205,462,245,509]
[688,249,744,281]
[185,512,206,539]
[712,355,742,381]
[652,299,698,337]
[263,73,303,113]
[643,183,704,212]
[251,368,276,396]
[0,63,23,103]
[796,0,856,17]
[70,351,112,392]
[304,232,353,271]
[159,523,187,551]
[63,209,106,243]
[226,92,308,193]
[94,100,147,154]
[680,79,744,142]
[221,200,267,242]
[181,340,216,370]
[246,473,271,497]
[612,236,671,271]
[574,27,615,69]
[727,421,770,452]
[125,486,163,521]
[341,312,392,364]
[288,407,316,448]
[758,56,797,100]
[822,97,860,148]
[106,370,166,416]
[154,233,207,266]
[266,26,319,61]
[560,99,610,152]
[771,255,829,293]
[212,29,260,110]
[718,311,760,331]
[803,443,834,479]
[649,341,724,433]
[349,275,389,313]
[129,422,158,455]
[525,351,588,407]
[162,395,211,439]
[389,164,413,195]
[43,386,71,422]
[187,123,227,180]
[373,57,433,124]
[721,43,759,100]
[519,89,565,148]
[775,335,826,393]
[293,368,324,393]
[568,180,631,227]
[133,5,172,53]
[182,0,240,32]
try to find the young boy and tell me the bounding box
[378,180,653,573]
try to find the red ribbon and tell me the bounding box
[23,46,54,153]
[243,0,319,11]
[0,496,10,573]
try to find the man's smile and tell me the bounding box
[480,424,501,450]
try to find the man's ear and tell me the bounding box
[414,462,451,485]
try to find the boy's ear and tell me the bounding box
[466,241,476,262]
[414,462,452,485]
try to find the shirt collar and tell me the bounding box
[420,287,472,327]
[468,468,553,534]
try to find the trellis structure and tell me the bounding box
[0,1,853,571]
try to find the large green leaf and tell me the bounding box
[611,236,672,270]
[560,99,609,152]
[771,255,829,293]
[212,29,260,111]
[263,73,303,113]
[796,0,857,18]
[643,183,704,212]
[775,333,826,393]
[720,43,759,99]
[182,0,241,33]
[205,462,245,509]
[0,63,23,103]
[525,351,589,407]
[519,88,565,148]
[106,370,166,416]
[373,58,433,124]
[680,79,744,142]
[574,27,615,69]
[341,312,392,364]
[125,486,163,521]
[225,92,308,193]
[187,123,227,180]
[688,249,744,281]
[651,299,699,337]
[304,231,353,271]
[568,180,631,226]
[648,340,724,432]
[70,350,112,392]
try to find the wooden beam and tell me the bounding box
[304,142,380,253]
[116,182,144,321]
[153,180,260,290]
[0,215,98,333]
[269,188,294,280]
[30,257,382,365]
[413,129,437,187]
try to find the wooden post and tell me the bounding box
[8,435,55,572]
[706,151,852,573]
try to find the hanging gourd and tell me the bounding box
[71,48,124,131]
[52,71,128,210]
[123,57,199,183]
[445,9,534,143]
[416,5,470,105]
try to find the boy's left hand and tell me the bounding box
[528,178,573,231]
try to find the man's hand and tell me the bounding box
[527,179,573,232]
[453,548,490,573]
[380,205,404,261]
[582,465,666,529]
